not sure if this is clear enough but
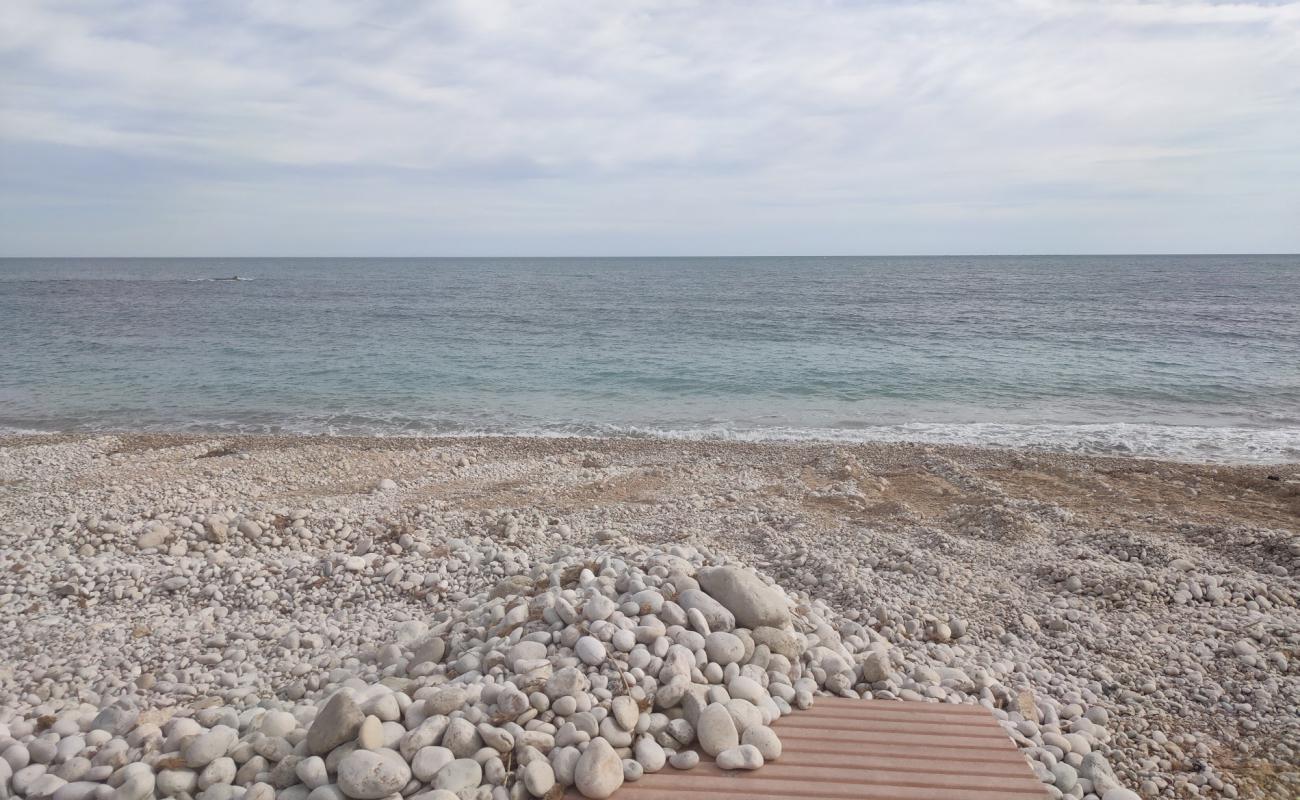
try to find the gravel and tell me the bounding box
[1,433,1297,799]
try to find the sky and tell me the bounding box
[1,0,1298,256]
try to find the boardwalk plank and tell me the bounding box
[563,697,1046,799]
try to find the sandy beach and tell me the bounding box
[1,434,1297,800]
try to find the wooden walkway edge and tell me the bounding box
[565,697,1047,799]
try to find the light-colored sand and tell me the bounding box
[0,434,1296,799]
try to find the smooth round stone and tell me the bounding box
[612,630,636,652]
[356,717,384,750]
[523,760,555,796]
[184,726,238,768]
[598,716,633,748]
[306,785,345,800]
[1052,763,1078,793]
[741,726,782,760]
[545,668,590,702]
[551,747,580,787]
[575,738,623,799]
[716,744,764,770]
[722,699,764,737]
[431,758,482,793]
[697,704,738,757]
[552,696,578,717]
[411,747,455,783]
[669,750,699,770]
[1102,791,1142,800]
[4,743,31,770]
[704,632,744,665]
[582,594,617,622]
[610,696,639,732]
[29,738,59,770]
[633,736,666,772]
[113,765,155,800]
[726,676,765,705]
[260,711,298,738]
[198,757,236,790]
[90,705,139,737]
[26,773,66,799]
[244,784,275,800]
[576,636,607,666]
[13,764,47,796]
[51,780,100,800]
[56,757,91,783]
[697,566,791,629]
[336,749,411,799]
[423,687,469,717]
[440,718,481,758]
[157,775,200,800]
[507,641,548,670]
[295,757,329,790]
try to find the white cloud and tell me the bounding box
[1,0,1297,254]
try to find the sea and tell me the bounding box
[2,256,1298,463]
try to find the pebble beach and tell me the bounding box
[1,433,1297,800]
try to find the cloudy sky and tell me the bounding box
[1,0,1297,256]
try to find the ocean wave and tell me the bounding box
[573,422,1300,464]
[2,417,1297,464]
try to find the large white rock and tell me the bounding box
[698,566,790,630]
[676,589,736,632]
[336,749,411,799]
[697,703,739,757]
[575,738,623,799]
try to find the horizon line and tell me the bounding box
[2,253,1298,260]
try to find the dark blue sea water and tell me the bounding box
[2,256,1297,462]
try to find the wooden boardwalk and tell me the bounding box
[566,697,1046,799]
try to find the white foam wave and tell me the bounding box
[565,422,1300,464]
[3,419,1296,464]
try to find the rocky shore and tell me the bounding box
[1,434,1297,800]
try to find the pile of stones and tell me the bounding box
[0,539,1140,800]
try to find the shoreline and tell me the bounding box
[3,421,1298,466]
[2,433,1297,798]
[2,429,1300,465]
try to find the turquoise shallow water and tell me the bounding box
[1,256,1298,462]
